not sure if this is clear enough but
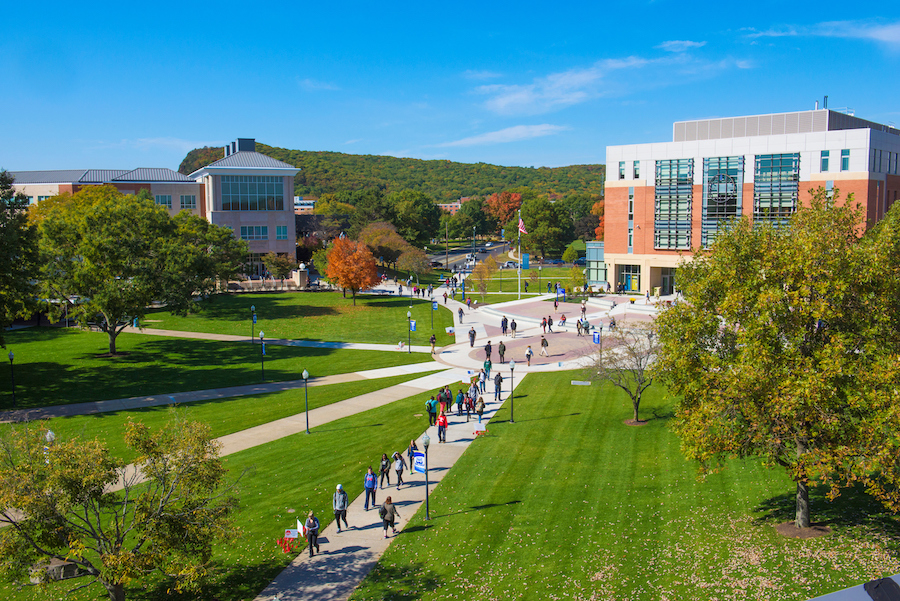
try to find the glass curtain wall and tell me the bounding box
[654,159,693,250]
[701,156,743,247]
[753,154,799,227]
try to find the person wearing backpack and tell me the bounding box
[475,396,486,423]
[456,388,465,416]
[540,335,549,357]
[363,466,378,511]
[380,496,400,539]
[437,411,448,443]
[333,484,349,532]
[525,345,534,366]
[426,395,437,426]
[392,452,407,488]
[305,510,320,557]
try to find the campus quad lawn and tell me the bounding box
[143,291,455,346]
[18,370,441,464]
[0,383,452,601]
[0,327,432,409]
[352,373,900,601]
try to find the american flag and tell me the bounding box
[518,218,528,235]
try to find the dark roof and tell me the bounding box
[80,169,128,183]
[9,170,89,184]
[113,168,193,182]
[203,151,296,170]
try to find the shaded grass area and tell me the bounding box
[21,371,440,464]
[0,382,446,601]
[350,373,900,601]
[0,327,432,409]
[141,291,456,346]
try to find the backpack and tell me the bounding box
[379,505,387,519]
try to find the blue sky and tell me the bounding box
[2,1,899,171]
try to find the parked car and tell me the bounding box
[573,257,586,266]
[430,261,443,268]
[545,258,565,265]
[503,261,518,269]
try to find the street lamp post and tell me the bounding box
[302,369,310,434]
[8,352,15,407]
[407,310,412,354]
[472,226,476,258]
[422,432,431,520]
[250,305,256,345]
[538,266,542,291]
[509,360,516,423]
[259,331,265,382]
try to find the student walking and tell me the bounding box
[469,327,476,347]
[576,320,583,336]
[484,358,492,379]
[437,411,448,443]
[510,319,517,338]
[364,466,378,510]
[379,453,392,488]
[429,333,436,354]
[501,316,508,336]
[426,395,438,426]
[407,440,418,472]
[541,317,547,333]
[540,335,549,356]
[393,452,407,488]
[498,340,506,364]
[484,340,492,360]
[475,396,486,423]
[525,345,534,366]
[380,496,400,538]
[333,485,349,532]
[458,307,464,323]
[546,315,553,333]
[494,372,503,402]
[456,388,465,416]
[479,368,487,392]
[305,510,320,557]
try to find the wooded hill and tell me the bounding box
[179,144,605,200]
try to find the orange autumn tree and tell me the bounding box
[484,191,522,232]
[591,200,605,240]
[325,238,379,305]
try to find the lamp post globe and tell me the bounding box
[302,369,310,434]
[258,331,265,382]
[7,352,14,407]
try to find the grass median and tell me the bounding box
[350,372,900,601]
[142,291,455,346]
[0,327,433,409]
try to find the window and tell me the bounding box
[37,196,51,202]
[627,228,633,252]
[820,150,830,172]
[753,153,799,227]
[618,161,625,180]
[628,187,634,220]
[617,265,641,292]
[221,175,285,211]
[240,225,268,240]
[841,149,850,171]
[155,195,172,209]
[180,195,196,210]
[633,161,640,179]
[826,180,834,198]
[654,159,693,250]
[276,226,288,240]
[702,156,744,247]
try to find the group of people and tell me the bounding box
[499,315,518,338]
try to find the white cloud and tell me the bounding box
[656,40,706,52]
[745,20,900,48]
[438,124,569,147]
[463,69,503,80]
[343,139,362,145]
[298,78,340,91]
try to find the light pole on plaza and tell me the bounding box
[250,305,256,345]
[8,352,15,407]
[407,310,412,353]
[302,369,310,434]
[509,360,516,423]
[259,331,265,382]
[422,432,431,520]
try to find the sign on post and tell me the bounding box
[252,314,257,324]
[412,451,426,474]
[262,342,267,355]
[432,301,438,310]
[410,320,416,332]
[593,332,600,344]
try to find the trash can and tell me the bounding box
[653,287,661,297]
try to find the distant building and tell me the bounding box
[437,196,472,215]
[294,196,318,214]
[598,109,900,295]
[12,138,300,276]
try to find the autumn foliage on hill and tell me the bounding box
[484,191,522,226]
[324,238,379,305]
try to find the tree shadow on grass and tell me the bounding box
[359,562,442,601]
[430,500,522,520]
[125,556,290,601]
[753,482,900,539]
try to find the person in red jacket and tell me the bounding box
[437,411,448,443]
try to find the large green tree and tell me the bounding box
[386,189,441,246]
[654,189,900,529]
[0,171,38,347]
[451,196,491,239]
[35,186,247,354]
[508,196,573,259]
[0,417,236,601]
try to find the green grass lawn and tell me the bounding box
[0,382,450,601]
[141,291,455,345]
[350,372,900,601]
[0,327,432,409]
[17,370,440,464]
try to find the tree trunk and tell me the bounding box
[108,330,118,355]
[795,438,810,528]
[103,580,126,601]
[351,289,357,306]
[633,399,640,422]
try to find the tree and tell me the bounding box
[451,196,491,238]
[591,200,605,240]
[0,416,236,601]
[387,189,441,246]
[397,247,431,277]
[653,189,900,529]
[0,171,38,347]
[262,252,297,289]
[512,196,573,259]
[324,237,379,304]
[484,191,522,232]
[567,265,586,297]
[358,222,409,269]
[562,245,578,264]
[470,256,498,301]
[586,320,658,423]
[35,186,247,354]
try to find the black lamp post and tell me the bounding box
[407,310,412,354]
[250,305,256,344]
[259,331,265,382]
[8,352,15,407]
[509,360,516,423]
[422,432,431,520]
[302,369,310,434]
[472,226,476,258]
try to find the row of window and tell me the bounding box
[871,149,900,175]
[239,226,289,240]
[820,149,850,172]
[155,195,197,210]
[221,175,285,211]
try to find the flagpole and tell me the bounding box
[517,209,521,300]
